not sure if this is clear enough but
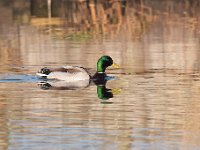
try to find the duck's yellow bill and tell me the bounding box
[111,88,121,95]
[111,63,120,69]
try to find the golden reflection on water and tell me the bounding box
[1,73,200,149]
[1,0,200,150]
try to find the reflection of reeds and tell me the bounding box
[0,47,22,73]
[158,12,200,36]
[0,25,22,73]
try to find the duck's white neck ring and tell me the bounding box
[97,72,104,74]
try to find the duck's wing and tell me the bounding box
[63,66,94,77]
[63,66,87,73]
[77,67,96,77]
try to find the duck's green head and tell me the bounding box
[97,55,113,73]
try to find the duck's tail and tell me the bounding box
[36,67,51,78]
[36,73,48,77]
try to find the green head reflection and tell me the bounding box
[97,85,113,100]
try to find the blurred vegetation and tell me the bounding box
[30,0,200,40]
[30,0,154,41]
[1,0,200,40]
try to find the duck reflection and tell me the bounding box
[38,77,118,101]
[38,79,90,90]
[93,77,114,100]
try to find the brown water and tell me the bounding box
[1,1,200,150]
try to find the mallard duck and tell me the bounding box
[37,55,119,82]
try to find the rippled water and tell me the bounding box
[1,72,200,150]
[1,1,200,150]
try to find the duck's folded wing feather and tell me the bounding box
[63,66,88,73]
[39,66,83,73]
